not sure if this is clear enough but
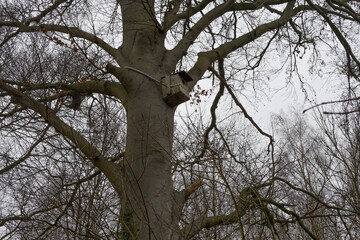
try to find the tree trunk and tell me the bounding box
[118,72,182,239]
[113,2,183,236]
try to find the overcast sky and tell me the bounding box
[176,49,344,136]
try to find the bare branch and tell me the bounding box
[64,152,125,187]
[274,177,348,212]
[0,205,62,227]
[0,78,128,107]
[164,0,213,31]
[305,0,360,71]
[187,0,298,85]
[324,0,360,22]
[303,96,360,113]
[267,199,319,240]
[24,0,69,24]
[323,109,360,114]
[36,183,80,239]
[0,21,123,64]
[182,186,256,239]
[183,212,240,239]
[184,179,202,199]
[207,66,274,147]
[166,0,235,64]
[166,0,295,68]
[0,125,50,174]
[196,59,225,161]
[0,80,123,192]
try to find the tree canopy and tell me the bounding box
[0,0,359,239]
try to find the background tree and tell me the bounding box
[272,107,360,239]
[0,0,359,239]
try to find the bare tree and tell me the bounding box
[272,108,360,240]
[0,0,359,239]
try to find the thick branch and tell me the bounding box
[182,186,255,239]
[233,0,291,10]
[63,80,129,106]
[187,0,297,85]
[166,0,293,67]
[184,180,203,199]
[1,78,128,107]
[0,81,123,192]
[174,179,203,213]
[164,0,213,31]
[105,62,133,91]
[166,0,235,64]
[64,152,124,187]
[183,213,239,239]
[165,0,290,33]
[0,21,123,63]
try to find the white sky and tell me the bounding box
[177,50,344,135]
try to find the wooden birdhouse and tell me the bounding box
[161,71,193,107]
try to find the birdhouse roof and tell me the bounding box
[171,71,193,82]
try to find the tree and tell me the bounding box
[272,108,360,239]
[0,0,359,239]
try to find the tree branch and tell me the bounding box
[183,213,239,239]
[303,96,360,113]
[24,0,69,24]
[0,125,50,174]
[196,59,225,161]
[324,0,360,22]
[0,205,62,227]
[36,183,80,239]
[182,186,256,239]
[165,0,295,68]
[0,78,128,107]
[0,21,124,64]
[305,0,360,71]
[187,0,297,86]
[274,177,349,212]
[63,152,124,187]
[266,199,319,240]
[207,66,274,147]
[166,0,235,64]
[164,0,213,31]
[0,80,123,193]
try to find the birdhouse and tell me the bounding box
[161,71,193,107]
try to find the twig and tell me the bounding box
[207,66,274,145]
[303,97,360,113]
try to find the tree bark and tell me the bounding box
[119,74,182,239]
